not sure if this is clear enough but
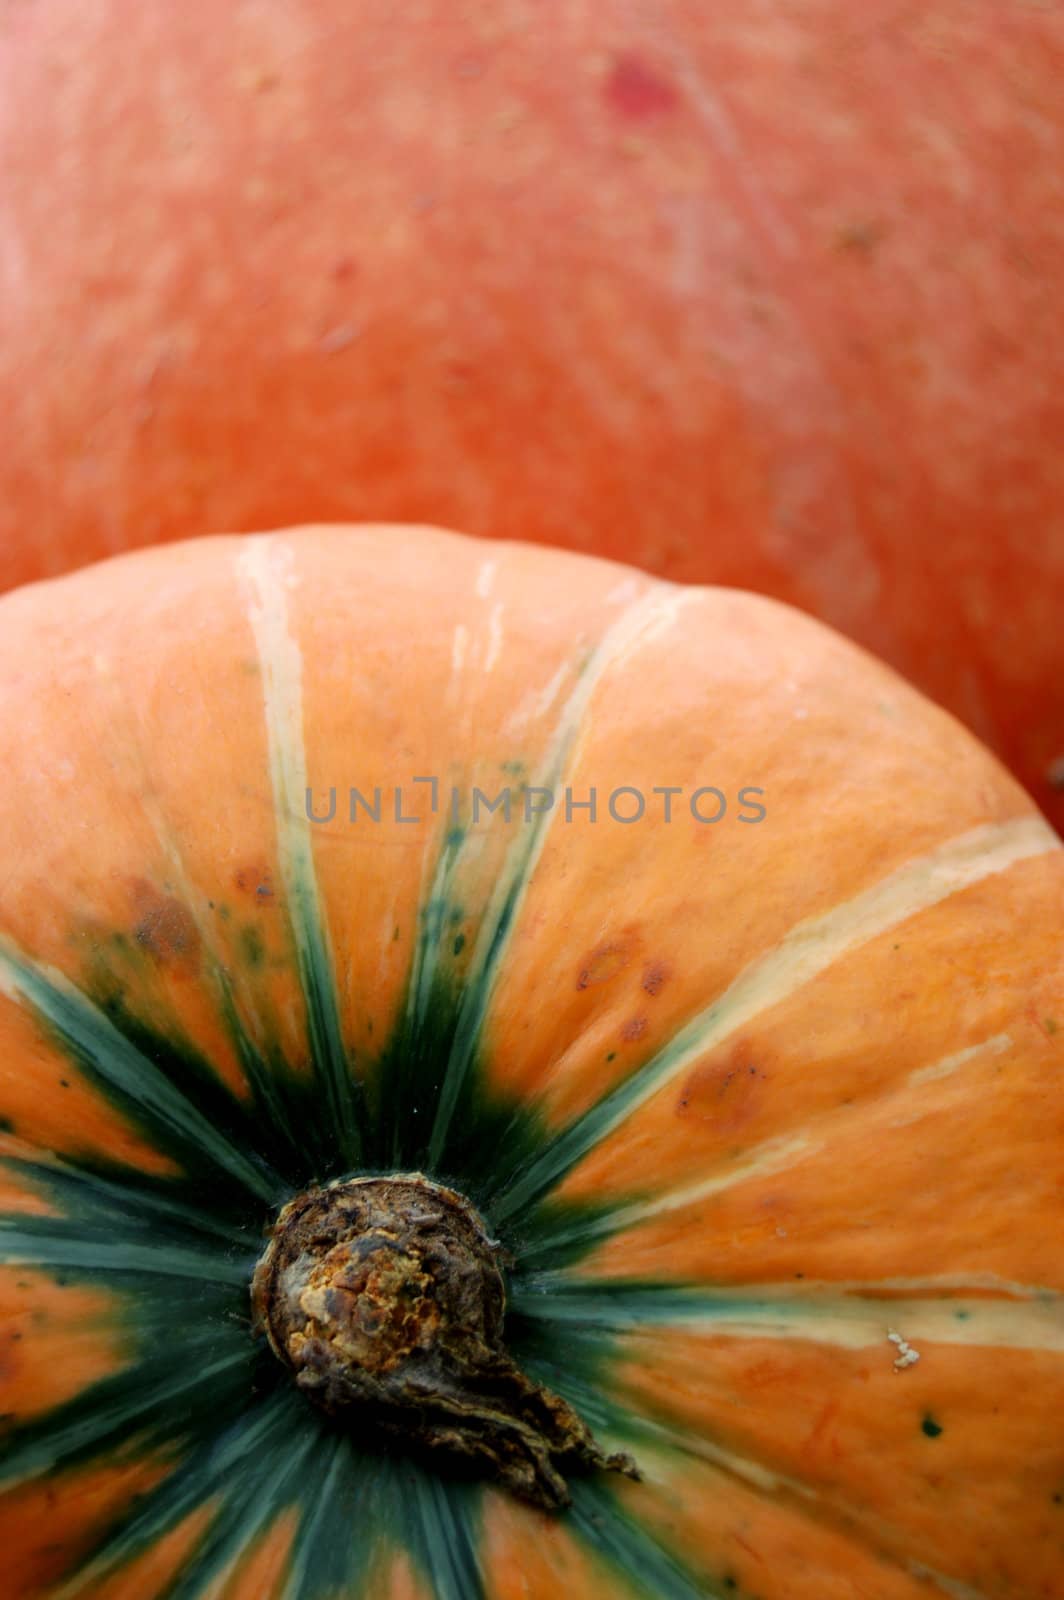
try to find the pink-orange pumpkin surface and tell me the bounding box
[0,2,1062,826]
[0,525,1061,1598]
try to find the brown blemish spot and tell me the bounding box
[576,940,632,991]
[834,218,887,254]
[620,1016,648,1043]
[676,1040,768,1128]
[642,960,670,996]
[604,54,679,120]
[130,880,200,974]
[234,865,275,901]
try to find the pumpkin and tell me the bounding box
[0,524,1061,1599]
[1,2,1063,833]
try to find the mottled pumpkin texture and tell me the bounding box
[0,2,1063,828]
[0,526,1061,1598]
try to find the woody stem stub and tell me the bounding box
[251,1173,639,1511]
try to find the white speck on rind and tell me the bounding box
[888,1328,921,1371]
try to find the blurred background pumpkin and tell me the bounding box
[1,0,1061,824]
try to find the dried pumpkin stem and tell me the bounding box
[251,1173,639,1511]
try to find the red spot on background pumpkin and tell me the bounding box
[604,54,679,120]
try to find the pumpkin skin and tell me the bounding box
[1,1,1063,833]
[0,523,1062,1599]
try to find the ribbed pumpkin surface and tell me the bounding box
[0,526,1061,1599]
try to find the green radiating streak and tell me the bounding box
[492,1193,634,1273]
[280,1436,374,1600]
[0,943,276,1202]
[0,1261,258,1497]
[287,867,364,1167]
[490,1048,687,1226]
[569,1479,729,1600]
[406,825,467,1047]
[405,1473,485,1600]
[426,587,675,1170]
[1,1153,259,1251]
[426,660,602,1168]
[426,844,539,1170]
[510,1277,767,1330]
[157,1420,320,1600]
[0,1213,254,1285]
[0,1343,253,1490]
[57,1386,306,1599]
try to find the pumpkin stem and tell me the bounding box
[251,1173,639,1510]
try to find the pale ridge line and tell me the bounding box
[531,1290,1064,1353]
[609,1133,819,1230]
[474,558,497,599]
[484,601,505,674]
[551,1272,1053,1303]
[635,1418,789,1493]
[908,1032,1012,1087]
[497,815,1056,1220]
[615,817,1057,1127]
[239,537,356,1149]
[907,1563,988,1600]
[239,536,316,939]
[602,1031,1015,1231]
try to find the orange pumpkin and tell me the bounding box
[0,1,1062,830]
[0,525,1061,1598]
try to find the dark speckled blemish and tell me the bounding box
[130,880,201,974]
[620,1017,648,1043]
[234,864,274,901]
[240,926,266,969]
[641,960,669,996]
[676,1041,768,1127]
[604,54,678,120]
